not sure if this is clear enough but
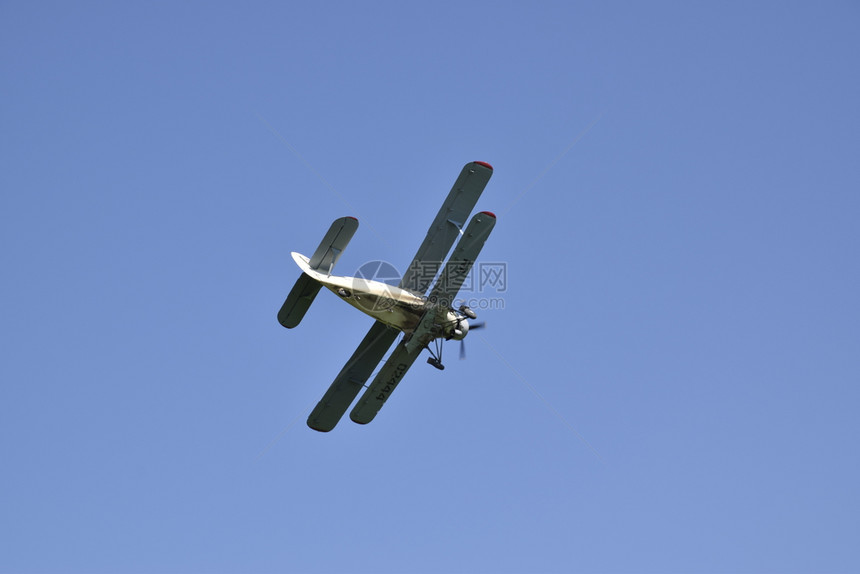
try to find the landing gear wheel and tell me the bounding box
[427,357,445,370]
[459,305,477,320]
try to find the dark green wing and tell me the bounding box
[307,321,399,432]
[398,162,493,294]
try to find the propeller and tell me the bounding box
[459,321,486,360]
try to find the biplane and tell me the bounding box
[277,161,496,431]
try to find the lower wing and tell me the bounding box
[349,339,422,425]
[306,321,399,432]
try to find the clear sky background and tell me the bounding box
[2,2,859,573]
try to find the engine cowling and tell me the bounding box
[448,317,469,340]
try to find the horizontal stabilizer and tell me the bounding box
[277,273,323,329]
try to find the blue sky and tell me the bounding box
[2,2,859,572]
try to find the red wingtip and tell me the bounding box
[480,211,496,219]
[347,216,358,221]
[473,161,493,170]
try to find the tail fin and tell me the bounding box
[277,217,358,328]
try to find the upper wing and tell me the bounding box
[349,338,422,425]
[398,161,493,295]
[427,211,497,308]
[306,320,399,432]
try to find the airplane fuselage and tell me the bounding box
[290,252,466,340]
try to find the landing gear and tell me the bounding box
[426,337,446,370]
[424,307,486,370]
